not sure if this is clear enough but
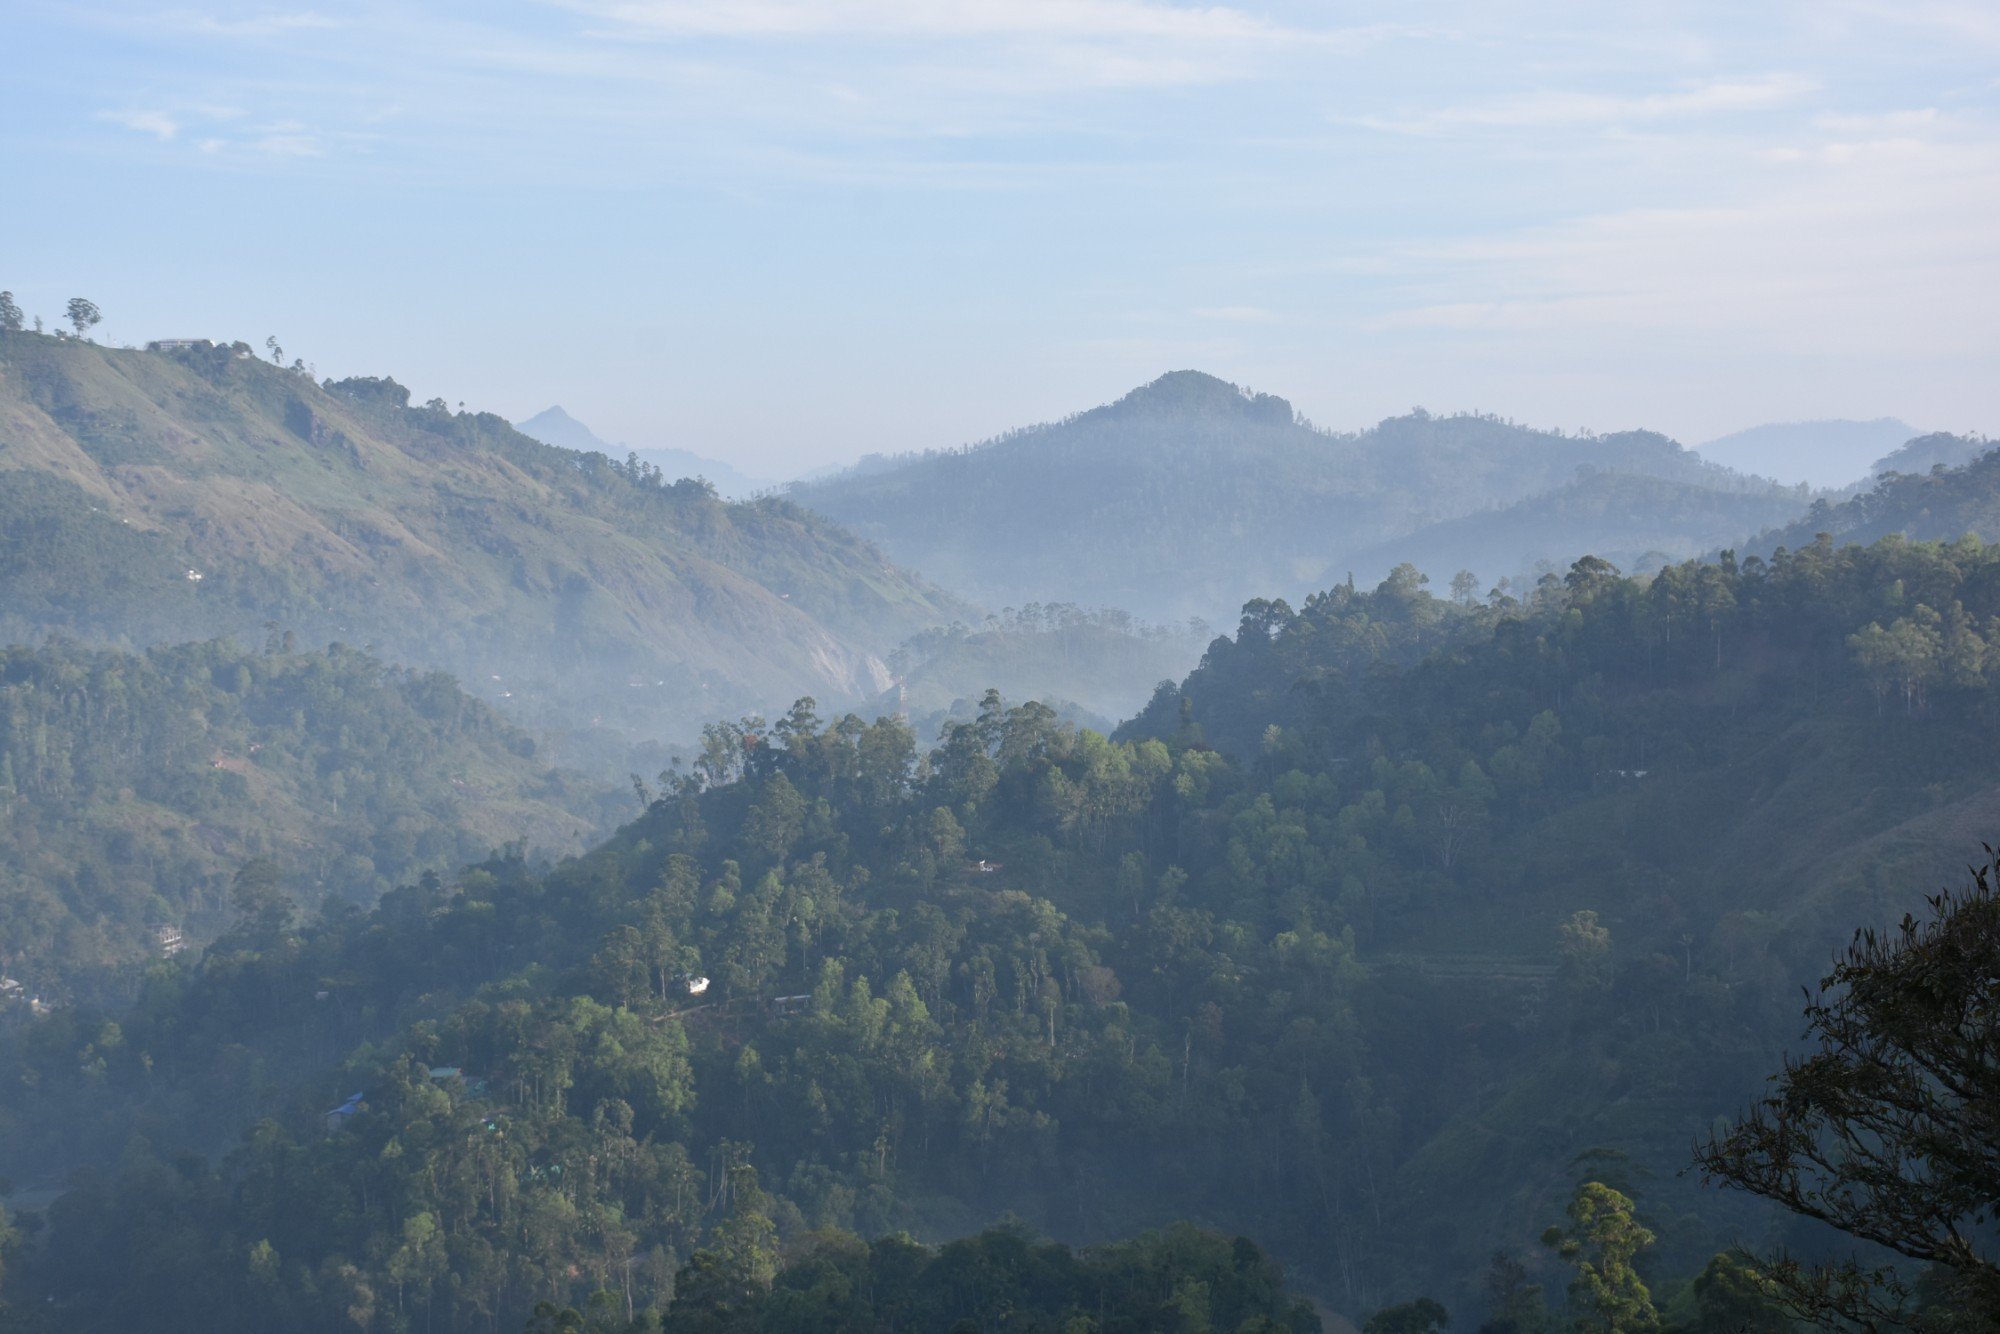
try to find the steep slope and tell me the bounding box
[0,332,961,743]
[790,370,1794,623]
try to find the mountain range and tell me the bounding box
[789,370,1811,623]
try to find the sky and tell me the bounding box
[3,1,1997,476]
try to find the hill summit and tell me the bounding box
[790,370,1806,622]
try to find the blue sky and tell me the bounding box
[4,0,1996,474]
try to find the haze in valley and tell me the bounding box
[3,3,1999,1332]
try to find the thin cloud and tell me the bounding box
[249,121,325,156]
[163,9,342,38]
[1195,306,1279,323]
[1372,133,2000,361]
[564,0,1282,40]
[1370,74,1818,134]
[99,109,180,139]
[1830,1,2000,50]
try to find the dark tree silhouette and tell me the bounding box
[1695,855,2000,1329]
[65,297,101,338]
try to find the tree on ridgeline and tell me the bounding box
[64,297,101,339]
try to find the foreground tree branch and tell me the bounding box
[1694,854,2000,1330]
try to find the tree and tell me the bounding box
[1694,856,2000,1330]
[1367,1297,1450,1334]
[266,335,284,364]
[1556,910,1614,992]
[1451,570,1481,605]
[1849,609,1944,714]
[230,857,297,941]
[1481,1251,1547,1334]
[0,291,21,332]
[1679,1253,1788,1334]
[1541,1181,1658,1332]
[65,297,102,339]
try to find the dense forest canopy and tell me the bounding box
[0,637,621,1006]
[8,528,2000,1330]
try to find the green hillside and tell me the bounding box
[0,637,622,1005]
[790,370,1799,623]
[6,533,1998,1329]
[0,331,962,748]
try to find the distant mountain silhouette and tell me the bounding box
[791,369,1800,622]
[1695,417,1921,489]
[515,405,770,499]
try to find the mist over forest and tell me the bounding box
[5,2,2000,1330]
[3,310,1998,1333]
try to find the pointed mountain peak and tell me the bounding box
[1104,370,1295,426]
[515,405,616,454]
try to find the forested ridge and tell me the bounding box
[1743,434,2000,559]
[8,530,2000,1330]
[790,370,1805,623]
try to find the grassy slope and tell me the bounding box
[0,332,962,741]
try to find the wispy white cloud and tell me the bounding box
[98,108,181,139]
[1827,1,2000,50]
[1195,305,1278,322]
[1373,130,2000,362]
[248,121,325,156]
[159,9,342,39]
[562,0,1281,40]
[1368,73,1817,134]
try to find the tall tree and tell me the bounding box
[64,297,101,339]
[1694,857,2000,1330]
[0,291,21,332]
[1541,1182,1658,1333]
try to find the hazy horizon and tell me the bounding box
[7,1,1997,474]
